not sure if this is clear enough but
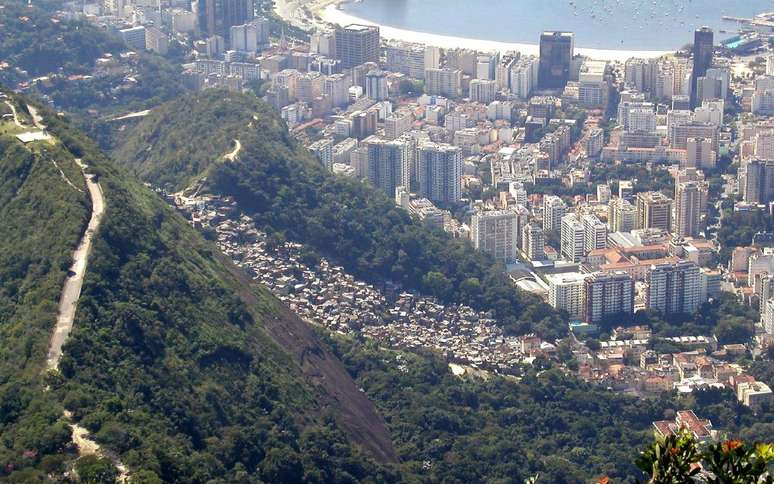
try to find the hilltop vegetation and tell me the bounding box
[326,332,774,482]
[0,98,398,481]
[0,107,90,479]
[0,2,124,81]
[114,90,567,340]
[0,0,186,123]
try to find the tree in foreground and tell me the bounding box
[635,430,774,483]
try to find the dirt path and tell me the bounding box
[26,103,45,129]
[223,139,241,161]
[4,100,22,127]
[45,159,105,371]
[44,159,129,480]
[52,160,84,193]
[64,411,130,481]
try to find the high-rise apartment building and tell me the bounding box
[471,210,519,263]
[608,198,638,233]
[583,271,635,324]
[669,122,719,153]
[636,191,673,232]
[597,184,611,204]
[561,214,585,263]
[522,221,546,261]
[468,79,497,104]
[744,159,774,205]
[685,137,717,170]
[384,112,413,140]
[384,41,426,79]
[416,143,462,204]
[674,180,707,238]
[645,261,702,315]
[510,56,539,99]
[547,272,588,320]
[295,71,323,103]
[323,73,350,108]
[364,137,410,198]
[335,24,380,69]
[582,214,608,252]
[543,196,567,232]
[424,68,463,98]
[365,69,389,101]
[538,31,574,89]
[308,138,334,170]
[691,27,714,109]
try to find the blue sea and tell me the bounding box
[341,0,774,51]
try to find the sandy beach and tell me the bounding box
[276,0,671,62]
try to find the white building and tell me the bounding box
[364,137,411,197]
[645,261,702,315]
[416,143,462,204]
[425,68,462,98]
[597,184,611,204]
[522,222,545,261]
[543,196,567,232]
[471,210,519,263]
[384,41,426,79]
[469,79,498,104]
[561,214,585,263]
[385,111,414,140]
[582,214,607,252]
[309,138,334,170]
[510,56,539,99]
[548,272,588,320]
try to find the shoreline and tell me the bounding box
[277,0,672,62]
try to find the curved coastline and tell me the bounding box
[311,1,672,62]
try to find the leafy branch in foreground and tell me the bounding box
[636,430,774,483]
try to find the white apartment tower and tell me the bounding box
[582,214,608,252]
[543,196,567,232]
[468,79,498,104]
[608,198,638,233]
[645,261,702,315]
[561,214,585,263]
[522,222,546,261]
[674,180,707,238]
[364,137,411,198]
[416,143,463,204]
[583,271,635,324]
[471,210,519,263]
[548,273,588,321]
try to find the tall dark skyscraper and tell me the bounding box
[197,0,254,39]
[690,26,714,109]
[335,24,380,69]
[538,31,574,90]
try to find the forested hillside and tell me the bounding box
[114,90,567,340]
[0,96,398,481]
[0,0,186,121]
[0,99,90,479]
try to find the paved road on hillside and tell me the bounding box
[46,159,105,370]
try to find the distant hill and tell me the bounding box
[114,90,567,340]
[0,0,186,121]
[0,95,397,481]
